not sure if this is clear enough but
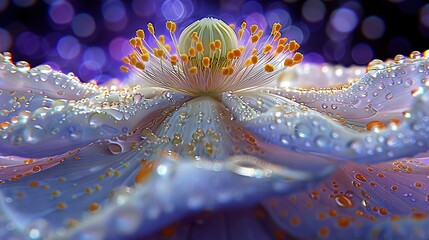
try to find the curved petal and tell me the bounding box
[262,155,429,239]
[272,59,429,127]
[54,156,320,240]
[0,53,100,101]
[0,96,330,239]
[222,77,429,163]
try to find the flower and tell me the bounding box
[0,17,429,240]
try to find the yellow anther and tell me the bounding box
[141,53,149,62]
[276,45,285,54]
[209,42,216,52]
[129,38,137,47]
[278,37,288,45]
[122,57,130,64]
[244,59,252,66]
[170,22,177,33]
[192,32,199,42]
[154,48,164,58]
[264,64,274,72]
[239,46,245,52]
[170,55,178,65]
[273,31,281,41]
[165,44,171,52]
[263,44,273,54]
[129,52,137,59]
[159,35,165,44]
[180,54,189,62]
[289,40,300,51]
[188,47,196,57]
[229,23,235,29]
[252,48,258,54]
[147,23,155,35]
[222,66,234,75]
[250,24,258,34]
[135,38,143,47]
[251,55,258,64]
[227,51,235,60]
[284,43,290,51]
[136,29,145,39]
[233,48,242,58]
[214,39,221,49]
[202,57,210,68]
[166,21,172,30]
[272,23,281,34]
[251,35,259,43]
[293,52,304,62]
[189,66,198,74]
[284,57,294,67]
[238,29,244,40]
[130,56,137,65]
[139,46,149,54]
[120,66,129,72]
[166,21,176,33]
[196,42,204,52]
[241,22,247,29]
[135,61,145,70]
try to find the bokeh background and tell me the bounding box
[0,0,428,83]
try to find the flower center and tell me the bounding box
[121,17,303,95]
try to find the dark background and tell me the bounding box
[0,0,428,83]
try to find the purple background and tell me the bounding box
[0,0,428,83]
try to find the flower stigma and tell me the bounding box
[121,17,303,95]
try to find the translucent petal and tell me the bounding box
[223,78,429,163]
[263,156,429,239]
[56,156,321,240]
[273,59,429,127]
[0,54,100,100]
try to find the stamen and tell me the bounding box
[136,29,145,39]
[284,58,294,67]
[196,42,204,52]
[202,57,210,68]
[120,66,129,72]
[147,23,155,35]
[250,24,258,34]
[170,55,178,65]
[214,40,222,49]
[264,64,274,72]
[293,52,304,62]
[229,23,235,29]
[189,66,198,74]
[180,54,189,62]
[263,44,273,54]
[189,47,196,57]
[135,61,145,70]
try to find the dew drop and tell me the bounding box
[295,124,311,138]
[108,143,123,154]
[15,61,30,72]
[334,194,354,208]
[89,113,104,128]
[385,92,393,100]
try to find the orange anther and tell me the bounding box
[180,54,189,62]
[189,66,198,75]
[196,42,204,52]
[202,57,210,68]
[250,24,258,34]
[135,61,145,70]
[147,23,155,35]
[136,29,145,39]
[264,64,274,72]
